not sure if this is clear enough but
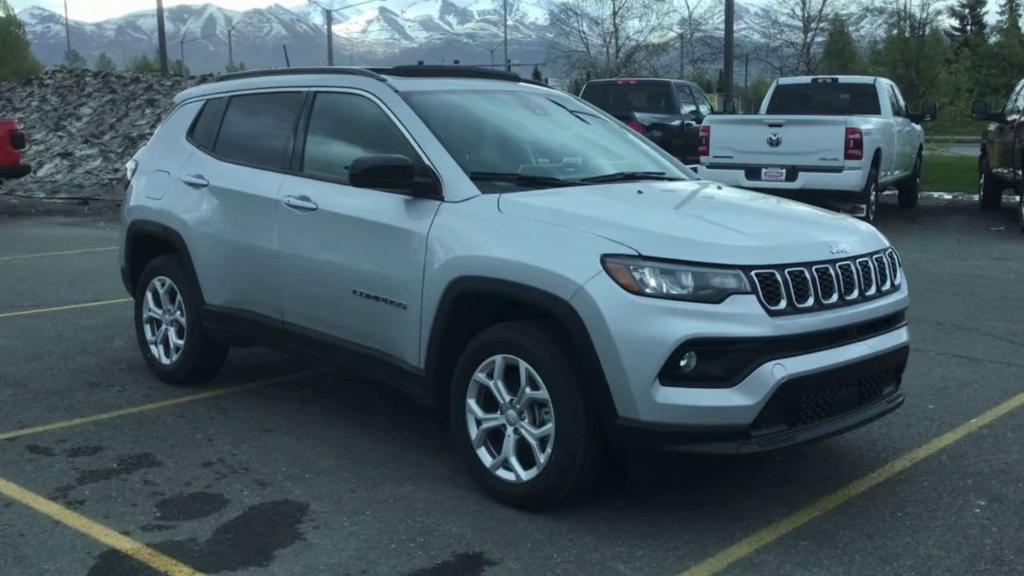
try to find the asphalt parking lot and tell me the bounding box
[0,196,1021,576]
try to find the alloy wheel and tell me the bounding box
[142,275,187,365]
[465,354,555,483]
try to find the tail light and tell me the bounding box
[9,130,26,151]
[626,119,646,134]
[698,125,710,156]
[844,127,863,160]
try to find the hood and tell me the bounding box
[497,180,889,266]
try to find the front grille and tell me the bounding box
[752,270,786,310]
[751,346,908,435]
[748,249,901,315]
[873,254,890,290]
[785,268,813,308]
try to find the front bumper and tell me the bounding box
[571,271,910,445]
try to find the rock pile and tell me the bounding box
[0,69,209,199]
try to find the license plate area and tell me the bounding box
[761,167,787,182]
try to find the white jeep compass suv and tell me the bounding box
[120,66,910,509]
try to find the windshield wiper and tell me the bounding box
[579,171,683,183]
[468,172,582,188]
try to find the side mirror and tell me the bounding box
[909,102,938,123]
[349,154,441,198]
[971,99,1003,122]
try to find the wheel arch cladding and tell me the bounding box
[425,277,618,422]
[124,221,205,304]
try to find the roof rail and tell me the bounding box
[378,65,524,82]
[212,66,386,83]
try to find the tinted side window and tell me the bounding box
[189,98,226,150]
[215,92,304,170]
[302,92,418,184]
[887,87,904,117]
[696,90,713,116]
[579,83,675,114]
[678,86,697,115]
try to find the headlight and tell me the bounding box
[601,255,751,303]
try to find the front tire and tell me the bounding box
[897,153,921,208]
[449,321,602,510]
[134,255,228,385]
[979,156,1003,210]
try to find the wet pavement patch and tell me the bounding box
[406,552,499,576]
[87,499,311,575]
[155,491,230,522]
[25,443,56,457]
[50,452,163,504]
[65,445,104,458]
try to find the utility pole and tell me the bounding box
[503,0,509,72]
[723,0,735,110]
[744,52,749,113]
[156,0,168,74]
[324,7,334,65]
[62,0,71,57]
[179,32,186,72]
[678,31,684,79]
[283,44,291,67]
[227,25,234,68]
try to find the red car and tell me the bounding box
[0,119,30,180]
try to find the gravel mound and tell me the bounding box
[0,69,208,199]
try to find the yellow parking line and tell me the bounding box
[0,298,132,319]
[0,369,331,442]
[677,391,1024,576]
[0,475,205,576]
[0,246,118,262]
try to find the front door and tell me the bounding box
[276,91,441,368]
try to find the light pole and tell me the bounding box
[723,0,735,110]
[227,23,236,68]
[62,0,71,57]
[487,40,502,67]
[156,0,168,74]
[308,0,380,66]
[502,0,509,72]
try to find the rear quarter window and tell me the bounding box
[188,97,226,151]
[766,83,881,116]
[214,92,305,170]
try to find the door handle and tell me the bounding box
[283,195,319,212]
[181,174,209,188]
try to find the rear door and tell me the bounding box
[992,80,1023,181]
[676,83,702,164]
[887,83,914,179]
[276,90,441,368]
[181,91,304,319]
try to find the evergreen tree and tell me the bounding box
[128,54,160,73]
[946,0,988,51]
[63,49,87,69]
[225,61,247,73]
[999,0,1022,31]
[0,0,43,81]
[170,59,190,77]
[819,15,861,74]
[531,64,543,82]
[94,51,116,72]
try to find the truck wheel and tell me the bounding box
[979,156,1003,210]
[449,320,603,510]
[134,255,228,385]
[898,153,921,208]
[1018,182,1024,234]
[860,167,880,224]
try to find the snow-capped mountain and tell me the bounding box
[16,1,551,74]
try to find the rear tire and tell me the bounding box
[1017,181,1024,234]
[449,320,603,510]
[897,153,921,208]
[859,167,880,224]
[979,156,1003,210]
[134,255,228,385]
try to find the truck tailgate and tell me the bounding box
[706,115,847,170]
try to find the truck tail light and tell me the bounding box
[9,130,26,151]
[626,119,646,134]
[698,125,710,156]
[844,127,863,160]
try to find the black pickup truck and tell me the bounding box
[579,78,713,166]
[972,82,1024,231]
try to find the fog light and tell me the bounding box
[677,351,698,372]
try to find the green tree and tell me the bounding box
[128,54,160,73]
[170,59,190,77]
[868,1,946,108]
[819,15,861,74]
[0,0,43,81]
[224,61,247,73]
[992,0,1024,97]
[94,51,116,72]
[62,48,87,69]
[531,64,543,82]
[1000,0,1022,31]
[946,0,988,51]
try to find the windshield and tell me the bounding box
[580,83,676,115]
[766,83,881,115]
[402,89,691,192]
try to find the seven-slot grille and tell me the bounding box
[748,249,902,315]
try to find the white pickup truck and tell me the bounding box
[697,76,936,222]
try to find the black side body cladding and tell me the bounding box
[122,220,205,304]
